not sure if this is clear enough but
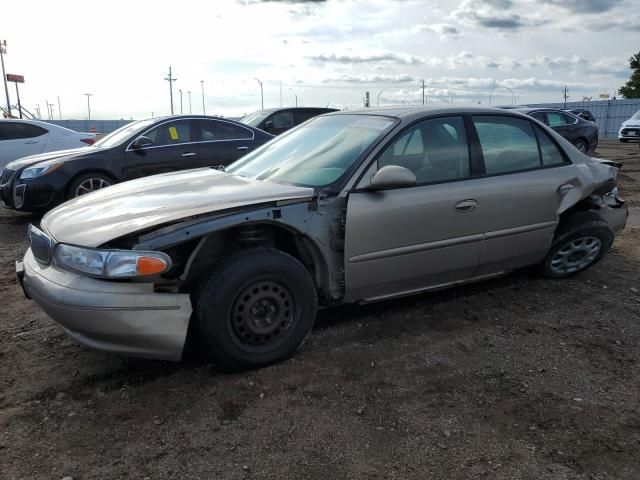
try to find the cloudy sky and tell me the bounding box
[2,0,637,119]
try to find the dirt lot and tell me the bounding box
[1,140,639,480]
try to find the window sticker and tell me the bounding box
[168,126,179,141]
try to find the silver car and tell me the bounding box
[17,107,628,371]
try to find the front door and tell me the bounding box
[344,115,483,302]
[124,119,199,179]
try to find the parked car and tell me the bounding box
[0,115,272,212]
[618,110,640,142]
[502,108,599,155]
[0,119,96,167]
[17,107,627,371]
[566,108,596,122]
[241,107,338,135]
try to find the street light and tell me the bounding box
[188,91,192,114]
[179,89,183,114]
[294,94,298,107]
[83,93,93,120]
[376,89,386,107]
[253,77,264,110]
[0,40,10,116]
[201,80,205,115]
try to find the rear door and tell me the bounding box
[0,122,49,165]
[469,115,579,275]
[196,119,257,168]
[124,118,199,179]
[545,111,578,141]
[345,115,483,302]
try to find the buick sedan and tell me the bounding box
[17,107,627,371]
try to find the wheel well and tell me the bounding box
[66,170,117,198]
[181,222,330,297]
[557,200,603,234]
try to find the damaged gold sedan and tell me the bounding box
[17,107,627,370]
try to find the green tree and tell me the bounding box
[618,51,640,99]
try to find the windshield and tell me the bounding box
[93,119,156,149]
[241,110,272,127]
[631,111,640,120]
[227,114,396,188]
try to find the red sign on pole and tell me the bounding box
[6,74,24,83]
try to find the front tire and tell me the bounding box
[194,247,318,371]
[573,138,588,154]
[67,172,114,199]
[537,214,614,279]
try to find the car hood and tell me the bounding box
[622,121,640,127]
[41,168,315,247]
[5,147,93,170]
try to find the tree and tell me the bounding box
[618,51,640,99]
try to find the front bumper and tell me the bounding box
[618,127,639,141]
[20,248,192,360]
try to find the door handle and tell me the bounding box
[24,141,39,144]
[181,152,196,157]
[236,146,249,151]
[558,183,574,195]
[454,199,478,213]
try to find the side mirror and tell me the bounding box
[131,136,153,149]
[367,165,416,190]
[263,120,274,131]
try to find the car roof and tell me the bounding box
[328,105,534,122]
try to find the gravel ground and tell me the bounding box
[1,140,639,480]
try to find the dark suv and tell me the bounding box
[240,107,338,135]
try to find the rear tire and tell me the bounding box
[537,214,614,279]
[194,247,318,372]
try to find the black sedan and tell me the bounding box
[0,115,273,212]
[241,107,338,135]
[505,108,599,155]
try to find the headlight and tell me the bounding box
[53,244,171,279]
[20,163,62,180]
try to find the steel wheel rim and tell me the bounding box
[229,279,295,353]
[550,236,601,274]
[75,178,111,197]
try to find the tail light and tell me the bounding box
[81,138,96,145]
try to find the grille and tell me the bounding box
[622,128,638,136]
[0,168,16,186]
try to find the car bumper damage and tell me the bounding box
[18,248,192,360]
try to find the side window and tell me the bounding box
[143,121,192,146]
[535,125,567,166]
[0,122,47,140]
[270,111,294,130]
[200,120,252,141]
[378,116,470,184]
[546,112,574,127]
[531,112,547,124]
[473,116,540,174]
[293,110,318,125]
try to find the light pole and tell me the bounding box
[164,66,177,115]
[188,90,192,114]
[0,40,11,116]
[294,94,298,107]
[253,78,264,109]
[83,93,93,120]
[376,89,386,107]
[200,80,205,115]
[179,89,183,114]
